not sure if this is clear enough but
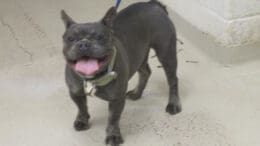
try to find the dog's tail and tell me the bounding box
[149,0,168,15]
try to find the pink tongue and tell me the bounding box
[75,59,99,76]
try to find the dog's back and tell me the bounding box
[113,0,176,77]
[150,0,168,14]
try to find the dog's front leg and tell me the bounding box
[66,65,90,131]
[69,91,90,131]
[105,98,125,146]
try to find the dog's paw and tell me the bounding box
[73,114,90,131]
[105,135,124,146]
[126,90,141,101]
[166,103,182,115]
[74,120,90,131]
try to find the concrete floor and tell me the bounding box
[0,0,260,146]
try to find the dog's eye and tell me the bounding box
[67,36,76,42]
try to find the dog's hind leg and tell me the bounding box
[153,34,182,115]
[126,57,151,100]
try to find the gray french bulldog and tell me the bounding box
[61,0,181,145]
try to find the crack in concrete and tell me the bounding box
[23,12,47,38]
[0,16,33,63]
[17,3,58,57]
[14,0,47,39]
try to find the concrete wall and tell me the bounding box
[161,0,260,47]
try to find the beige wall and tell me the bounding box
[162,0,260,47]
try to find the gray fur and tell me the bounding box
[61,1,181,146]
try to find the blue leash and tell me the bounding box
[115,0,122,9]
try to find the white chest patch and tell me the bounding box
[84,81,96,96]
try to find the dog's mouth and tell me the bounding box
[67,54,112,76]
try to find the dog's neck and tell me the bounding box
[83,46,118,96]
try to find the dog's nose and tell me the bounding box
[78,41,91,52]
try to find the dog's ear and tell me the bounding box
[101,7,117,28]
[61,10,76,29]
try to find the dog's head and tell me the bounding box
[61,7,117,77]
